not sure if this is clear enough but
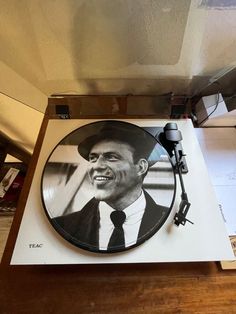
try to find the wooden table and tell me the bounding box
[1,98,236,313]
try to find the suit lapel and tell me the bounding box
[73,198,100,249]
[138,190,167,239]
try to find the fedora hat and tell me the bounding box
[78,121,160,166]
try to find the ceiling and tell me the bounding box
[1,0,236,112]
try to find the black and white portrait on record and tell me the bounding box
[41,120,176,253]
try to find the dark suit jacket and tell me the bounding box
[52,190,169,252]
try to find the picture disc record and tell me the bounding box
[41,120,176,253]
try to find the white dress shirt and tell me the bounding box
[98,191,146,250]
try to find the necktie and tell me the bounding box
[108,211,126,250]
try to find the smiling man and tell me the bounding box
[87,139,148,210]
[53,121,169,253]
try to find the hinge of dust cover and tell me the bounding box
[55,105,70,119]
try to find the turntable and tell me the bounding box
[10,118,234,264]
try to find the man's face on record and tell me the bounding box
[87,140,141,202]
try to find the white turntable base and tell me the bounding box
[11,119,234,264]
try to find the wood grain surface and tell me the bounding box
[1,262,236,313]
[1,99,236,314]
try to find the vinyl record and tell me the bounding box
[41,120,176,253]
